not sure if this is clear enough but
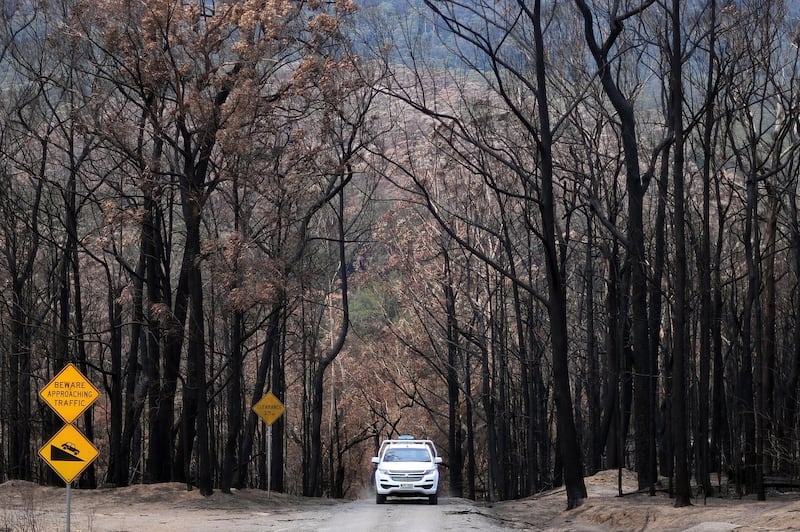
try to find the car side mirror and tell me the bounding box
[371,457,380,464]
[435,457,443,464]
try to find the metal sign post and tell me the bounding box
[267,425,273,498]
[253,391,285,498]
[66,482,72,532]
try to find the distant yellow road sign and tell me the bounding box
[38,423,99,483]
[253,392,285,425]
[39,363,100,423]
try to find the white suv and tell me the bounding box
[371,437,442,505]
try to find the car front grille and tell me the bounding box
[388,471,425,482]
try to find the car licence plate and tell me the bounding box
[399,483,413,489]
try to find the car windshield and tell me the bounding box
[383,448,431,462]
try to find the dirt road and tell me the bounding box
[245,498,516,532]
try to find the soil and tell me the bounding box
[2,470,799,531]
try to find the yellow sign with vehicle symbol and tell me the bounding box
[38,423,99,483]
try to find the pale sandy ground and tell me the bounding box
[491,469,800,531]
[2,470,799,531]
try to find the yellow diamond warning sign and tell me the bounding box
[253,391,285,425]
[39,363,100,423]
[38,423,99,483]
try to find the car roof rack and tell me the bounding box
[376,438,438,458]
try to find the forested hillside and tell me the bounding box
[1,0,800,511]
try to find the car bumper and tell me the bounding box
[374,475,439,495]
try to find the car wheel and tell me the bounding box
[376,493,386,504]
[428,493,438,505]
